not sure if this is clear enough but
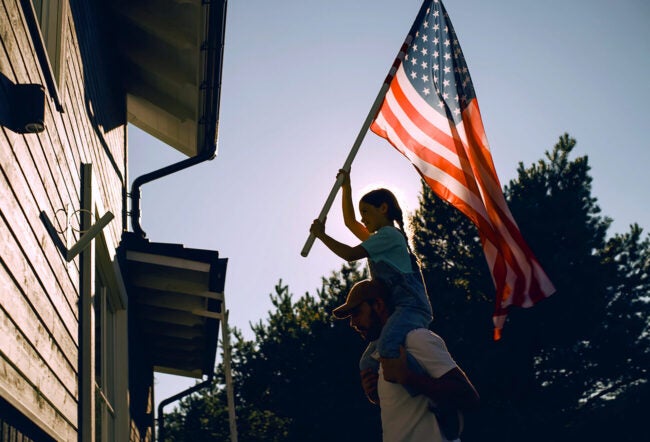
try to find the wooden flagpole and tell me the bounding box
[301,36,413,257]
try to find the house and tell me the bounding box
[0,0,233,440]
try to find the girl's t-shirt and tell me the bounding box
[361,226,413,274]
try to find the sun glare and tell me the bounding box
[355,179,420,240]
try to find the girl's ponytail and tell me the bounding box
[395,214,421,273]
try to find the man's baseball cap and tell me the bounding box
[332,279,388,319]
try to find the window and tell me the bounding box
[31,0,65,83]
[21,0,66,110]
[95,276,117,442]
[0,396,56,442]
[78,163,129,440]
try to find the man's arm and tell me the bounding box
[381,347,479,411]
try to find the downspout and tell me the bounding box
[129,0,226,238]
[130,152,215,238]
[157,374,214,441]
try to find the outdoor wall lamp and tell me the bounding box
[11,83,46,133]
[1,71,46,134]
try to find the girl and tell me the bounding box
[310,170,433,382]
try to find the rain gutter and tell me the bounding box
[129,0,227,238]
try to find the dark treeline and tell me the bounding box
[163,135,650,441]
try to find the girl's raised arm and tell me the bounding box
[340,170,370,241]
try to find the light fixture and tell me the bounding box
[12,83,46,133]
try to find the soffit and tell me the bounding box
[119,235,228,378]
[107,0,227,156]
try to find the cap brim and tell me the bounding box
[331,305,353,319]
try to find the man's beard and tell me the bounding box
[361,310,383,341]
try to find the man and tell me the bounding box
[333,279,479,442]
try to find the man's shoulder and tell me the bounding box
[404,329,452,357]
[405,328,444,343]
[405,329,457,377]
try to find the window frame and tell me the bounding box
[94,282,117,442]
[21,0,67,112]
[79,163,129,442]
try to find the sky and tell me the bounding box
[127,0,650,412]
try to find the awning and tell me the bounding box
[118,233,228,378]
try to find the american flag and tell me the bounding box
[370,0,555,339]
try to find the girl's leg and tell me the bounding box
[376,307,431,396]
[376,307,431,358]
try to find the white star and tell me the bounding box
[443,79,450,87]
[443,92,449,99]
[438,101,445,108]
[454,107,461,116]
[412,44,418,52]
[421,48,428,55]
[423,88,431,95]
[422,74,429,82]
[433,37,439,45]
[434,11,439,17]
[433,24,439,31]
[421,61,428,69]
[433,50,439,58]
[424,20,429,28]
[410,71,418,79]
[411,57,418,65]
[433,63,439,70]
[422,35,428,42]
[443,66,451,74]
[444,53,451,61]
[444,39,450,47]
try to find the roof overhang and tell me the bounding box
[118,234,228,378]
[107,0,227,157]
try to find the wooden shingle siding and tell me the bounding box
[1,0,126,439]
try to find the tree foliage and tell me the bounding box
[163,264,382,442]
[163,134,649,441]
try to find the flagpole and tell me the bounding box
[301,36,413,258]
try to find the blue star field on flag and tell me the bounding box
[403,0,476,125]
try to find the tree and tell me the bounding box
[164,263,383,442]
[410,133,649,441]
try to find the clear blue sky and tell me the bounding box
[128,0,650,410]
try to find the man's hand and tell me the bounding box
[380,346,410,385]
[360,368,379,405]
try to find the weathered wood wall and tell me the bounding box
[0,0,127,439]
